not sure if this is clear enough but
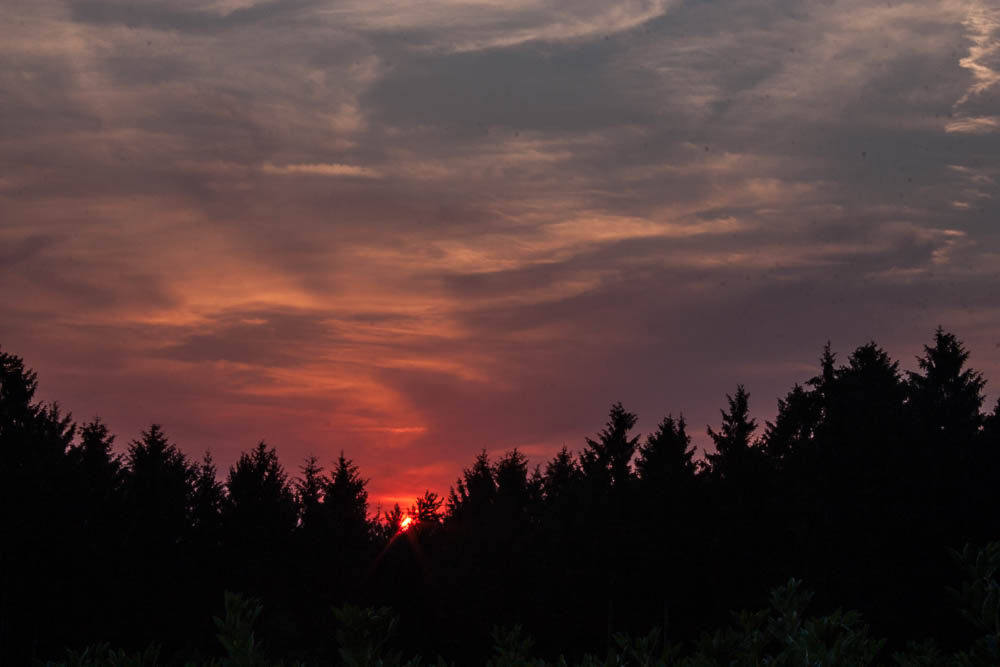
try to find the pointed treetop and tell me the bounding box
[324,451,369,521]
[636,413,696,483]
[706,385,759,478]
[908,328,986,442]
[581,402,640,488]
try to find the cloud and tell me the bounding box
[3,0,1000,506]
[261,162,381,178]
[946,115,1000,133]
[948,3,1000,133]
[315,0,678,52]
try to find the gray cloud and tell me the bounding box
[3,0,999,503]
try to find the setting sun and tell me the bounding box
[399,516,415,532]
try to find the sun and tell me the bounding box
[399,515,415,532]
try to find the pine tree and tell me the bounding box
[542,446,580,502]
[225,441,298,545]
[448,449,496,519]
[191,451,224,538]
[412,490,444,524]
[706,385,758,480]
[118,425,197,647]
[0,348,42,445]
[0,350,75,664]
[907,328,985,447]
[322,452,370,536]
[383,503,406,534]
[73,418,120,478]
[581,402,639,489]
[319,452,372,601]
[124,424,194,545]
[635,414,696,486]
[762,384,821,464]
[494,449,532,517]
[295,455,326,534]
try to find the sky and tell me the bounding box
[2,0,999,509]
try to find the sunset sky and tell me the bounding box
[2,0,999,508]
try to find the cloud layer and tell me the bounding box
[3,0,999,505]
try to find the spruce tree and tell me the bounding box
[580,402,639,489]
[907,328,985,447]
[635,414,695,486]
[706,385,758,480]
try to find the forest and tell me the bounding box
[2,329,1000,666]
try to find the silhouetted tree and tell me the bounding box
[761,384,821,465]
[580,402,638,490]
[124,424,195,547]
[4,331,1000,663]
[191,451,224,539]
[383,503,406,534]
[493,449,536,521]
[448,449,496,520]
[706,385,758,480]
[538,446,584,570]
[315,451,373,612]
[118,425,197,647]
[295,455,326,536]
[322,453,369,526]
[225,441,297,549]
[0,349,75,663]
[825,342,906,452]
[635,414,695,486]
[413,490,444,524]
[908,327,985,448]
[68,418,123,548]
[542,446,580,503]
[221,441,299,649]
[71,418,121,487]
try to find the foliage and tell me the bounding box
[332,603,418,667]
[213,592,267,667]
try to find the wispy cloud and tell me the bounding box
[261,162,381,178]
[949,2,1000,133]
[3,0,999,506]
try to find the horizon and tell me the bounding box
[10,329,1000,510]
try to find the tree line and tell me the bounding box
[2,328,1000,664]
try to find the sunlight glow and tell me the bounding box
[399,516,415,532]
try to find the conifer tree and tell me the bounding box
[635,414,695,486]
[412,490,444,524]
[124,424,195,544]
[383,503,406,534]
[117,425,198,647]
[295,455,326,534]
[0,350,74,664]
[762,384,821,464]
[191,451,224,538]
[322,452,370,536]
[72,418,120,480]
[494,449,532,516]
[580,402,639,489]
[318,452,372,602]
[225,441,298,545]
[448,449,496,519]
[542,446,580,502]
[907,328,985,447]
[706,385,758,480]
